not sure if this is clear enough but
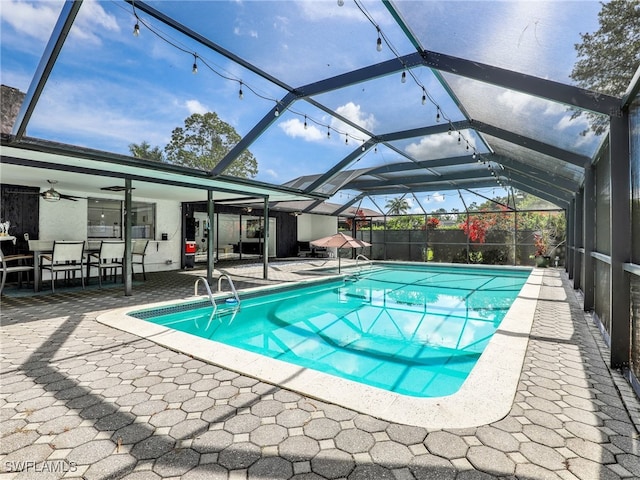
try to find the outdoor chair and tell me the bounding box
[39,241,85,292]
[132,239,149,280]
[88,241,125,288]
[0,248,34,295]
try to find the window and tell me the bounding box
[87,198,155,239]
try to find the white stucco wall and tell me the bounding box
[36,189,182,273]
[297,214,337,241]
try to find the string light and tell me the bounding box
[436,107,441,122]
[337,0,345,5]
[133,18,140,37]
[421,88,426,105]
[127,5,371,148]
[345,134,349,144]
[376,27,382,52]
[401,71,407,83]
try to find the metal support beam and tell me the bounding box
[124,178,133,296]
[12,1,82,141]
[583,164,596,311]
[332,193,366,216]
[566,200,574,279]
[609,111,631,368]
[305,139,377,193]
[211,92,298,176]
[207,191,215,286]
[470,120,591,168]
[420,50,620,116]
[263,197,269,280]
[572,188,584,289]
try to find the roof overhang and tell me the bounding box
[0,137,328,204]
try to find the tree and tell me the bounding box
[164,112,258,178]
[129,141,164,162]
[385,197,410,215]
[570,0,640,134]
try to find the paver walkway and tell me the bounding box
[1,265,639,479]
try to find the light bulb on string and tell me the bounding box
[238,82,243,100]
[436,107,441,123]
[401,71,407,83]
[337,0,344,5]
[345,134,349,145]
[192,54,198,74]
[448,125,452,135]
[327,127,331,139]
[376,28,382,52]
[133,20,140,37]
[421,88,426,105]
[274,105,280,117]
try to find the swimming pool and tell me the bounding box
[99,262,542,428]
[133,264,530,398]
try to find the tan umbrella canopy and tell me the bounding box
[311,232,371,273]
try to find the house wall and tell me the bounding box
[297,214,337,241]
[297,214,338,256]
[36,189,182,273]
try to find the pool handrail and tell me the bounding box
[355,254,372,270]
[217,271,240,305]
[194,277,217,318]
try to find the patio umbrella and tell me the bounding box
[310,232,371,273]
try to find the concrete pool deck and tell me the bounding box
[2,261,640,479]
[98,265,542,429]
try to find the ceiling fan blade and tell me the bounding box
[59,194,82,201]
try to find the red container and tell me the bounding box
[185,241,197,254]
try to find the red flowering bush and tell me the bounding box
[426,217,440,229]
[533,233,548,256]
[459,214,496,243]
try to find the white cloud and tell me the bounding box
[73,0,120,44]
[1,0,59,41]
[331,102,375,140]
[185,100,208,115]
[405,131,476,160]
[279,118,324,142]
[234,26,258,38]
[264,168,279,180]
[1,0,119,45]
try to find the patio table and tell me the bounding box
[29,240,100,292]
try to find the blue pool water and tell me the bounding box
[133,264,531,397]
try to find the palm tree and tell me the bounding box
[385,197,410,215]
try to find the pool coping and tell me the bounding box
[97,266,542,429]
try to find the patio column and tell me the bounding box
[583,164,596,311]
[609,111,631,369]
[124,178,132,296]
[572,188,584,290]
[263,197,269,279]
[566,201,574,279]
[207,191,215,286]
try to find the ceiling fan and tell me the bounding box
[9,180,86,202]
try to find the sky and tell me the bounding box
[0,0,605,214]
